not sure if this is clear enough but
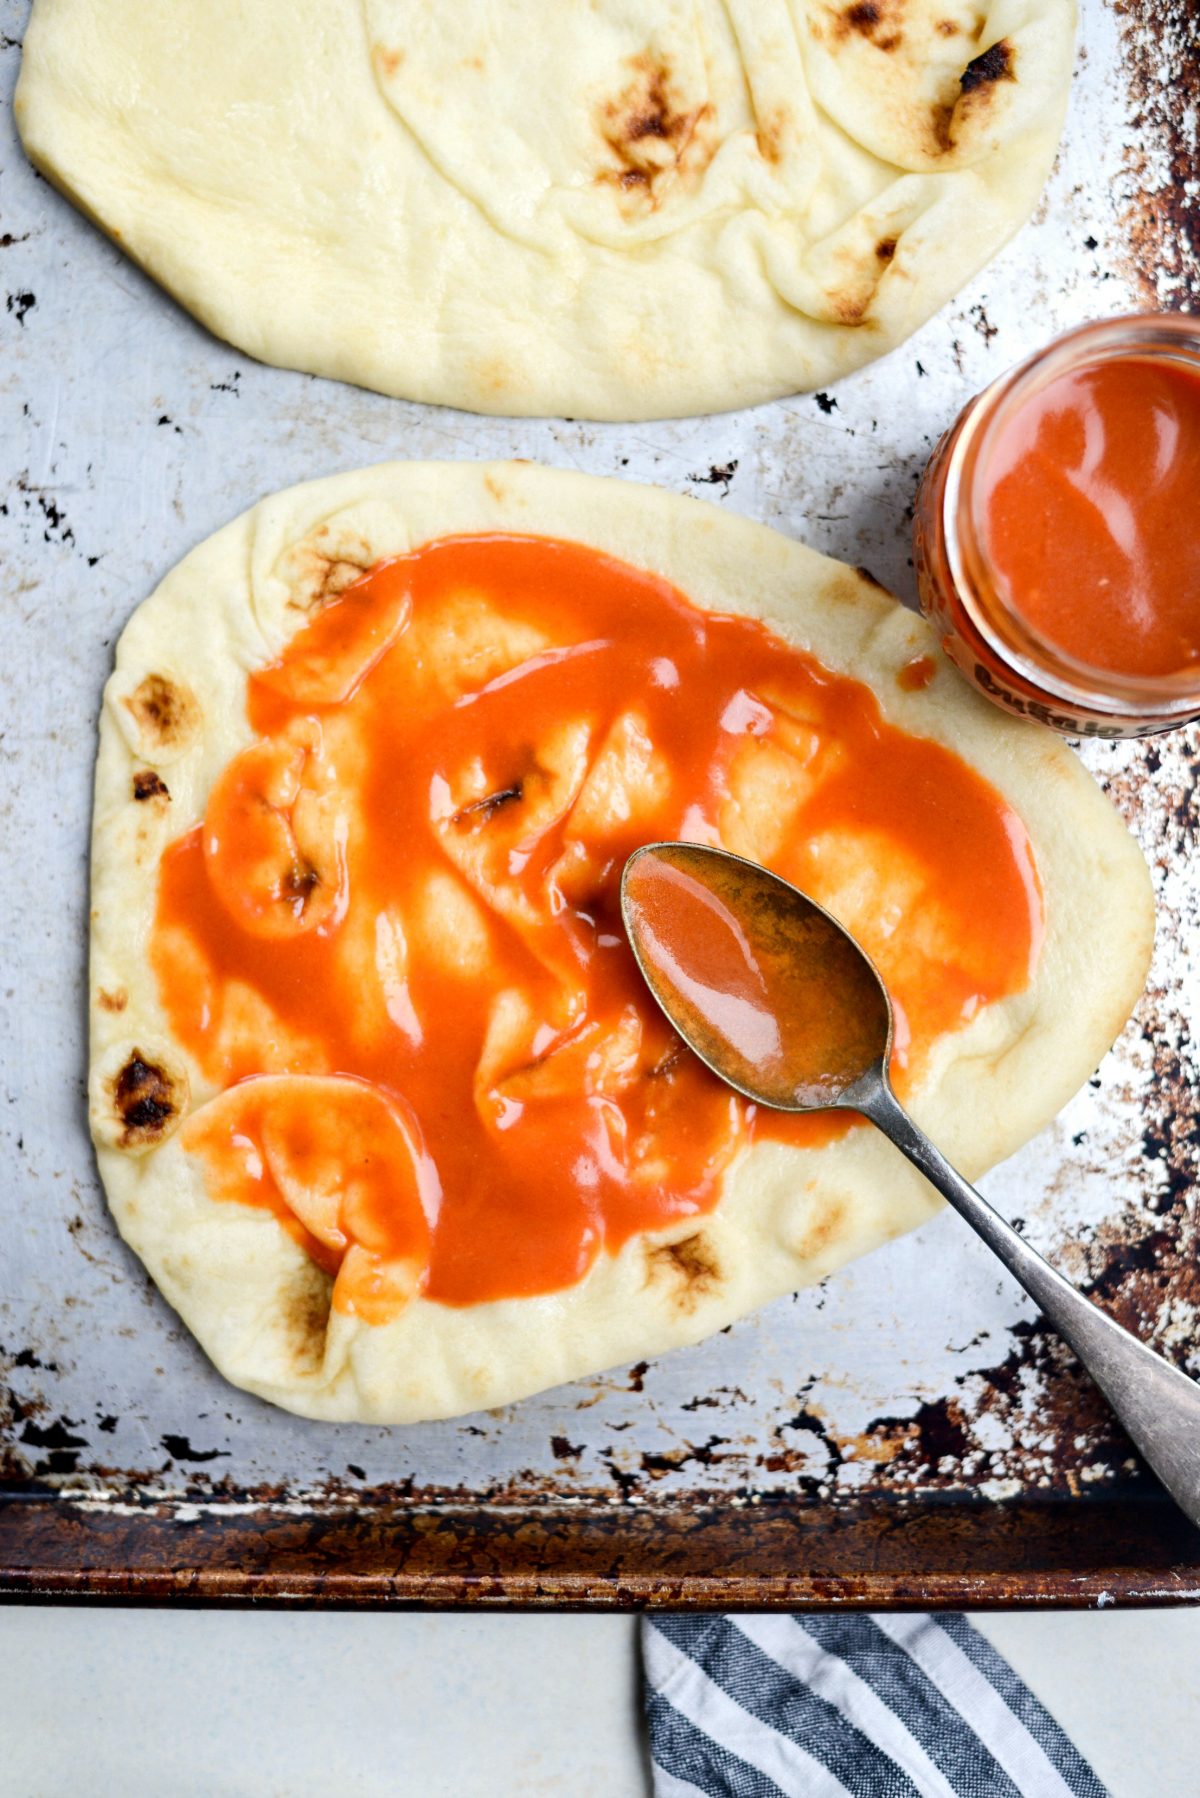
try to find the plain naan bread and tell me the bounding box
[18,0,1074,420]
[88,462,1151,1423]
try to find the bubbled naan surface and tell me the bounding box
[17,0,1074,419]
[88,461,1151,1423]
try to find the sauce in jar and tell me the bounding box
[914,315,1200,737]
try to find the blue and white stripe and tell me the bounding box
[643,1614,1107,1798]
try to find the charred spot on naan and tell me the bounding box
[928,39,1017,153]
[279,1262,334,1378]
[820,0,1018,161]
[595,53,716,210]
[935,38,1019,153]
[132,768,169,803]
[452,780,525,828]
[271,506,410,619]
[833,0,907,53]
[960,38,1015,94]
[93,1046,189,1153]
[202,727,348,940]
[440,723,591,848]
[787,1190,849,1264]
[97,987,128,1014]
[281,855,322,907]
[121,672,201,763]
[436,727,593,942]
[755,106,792,166]
[831,286,875,326]
[646,1231,722,1312]
[281,534,377,615]
[113,1054,181,1145]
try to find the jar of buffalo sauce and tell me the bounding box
[913,315,1200,738]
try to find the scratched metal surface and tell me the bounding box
[1,0,1197,1537]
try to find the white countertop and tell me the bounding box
[3,1608,1198,1795]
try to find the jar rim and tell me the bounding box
[942,312,1200,720]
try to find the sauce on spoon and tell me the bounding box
[621,846,1200,1538]
[621,842,890,1110]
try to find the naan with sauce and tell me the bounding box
[18,0,1074,419]
[89,462,1151,1421]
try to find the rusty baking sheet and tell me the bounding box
[2,0,1199,1608]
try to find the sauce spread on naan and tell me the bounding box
[156,535,1041,1314]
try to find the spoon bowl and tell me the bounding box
[621,840,1200,1532]
[621,840,892,1112]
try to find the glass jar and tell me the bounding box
[913,314,1200,738]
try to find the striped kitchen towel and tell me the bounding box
[643,1614,1107,1798]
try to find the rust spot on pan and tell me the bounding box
[3,1491,1200,1607]
[1110,0,1200,311]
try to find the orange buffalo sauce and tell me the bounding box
[156,534,1042,1313]
[982,356,1200,679]
[897,654,937,693]
[915,315,1200,737]
[182,1076,435,1326]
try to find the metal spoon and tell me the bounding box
[621,839,1200,1529]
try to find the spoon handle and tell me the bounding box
[860,1076,1200,1530]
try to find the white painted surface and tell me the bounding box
[975,1610,1200,1798]
[2,1610,1199,1797]
[0,1612,649,1798]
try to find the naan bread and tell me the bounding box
[89,461,1151,1423]
[18,0,1074,420]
